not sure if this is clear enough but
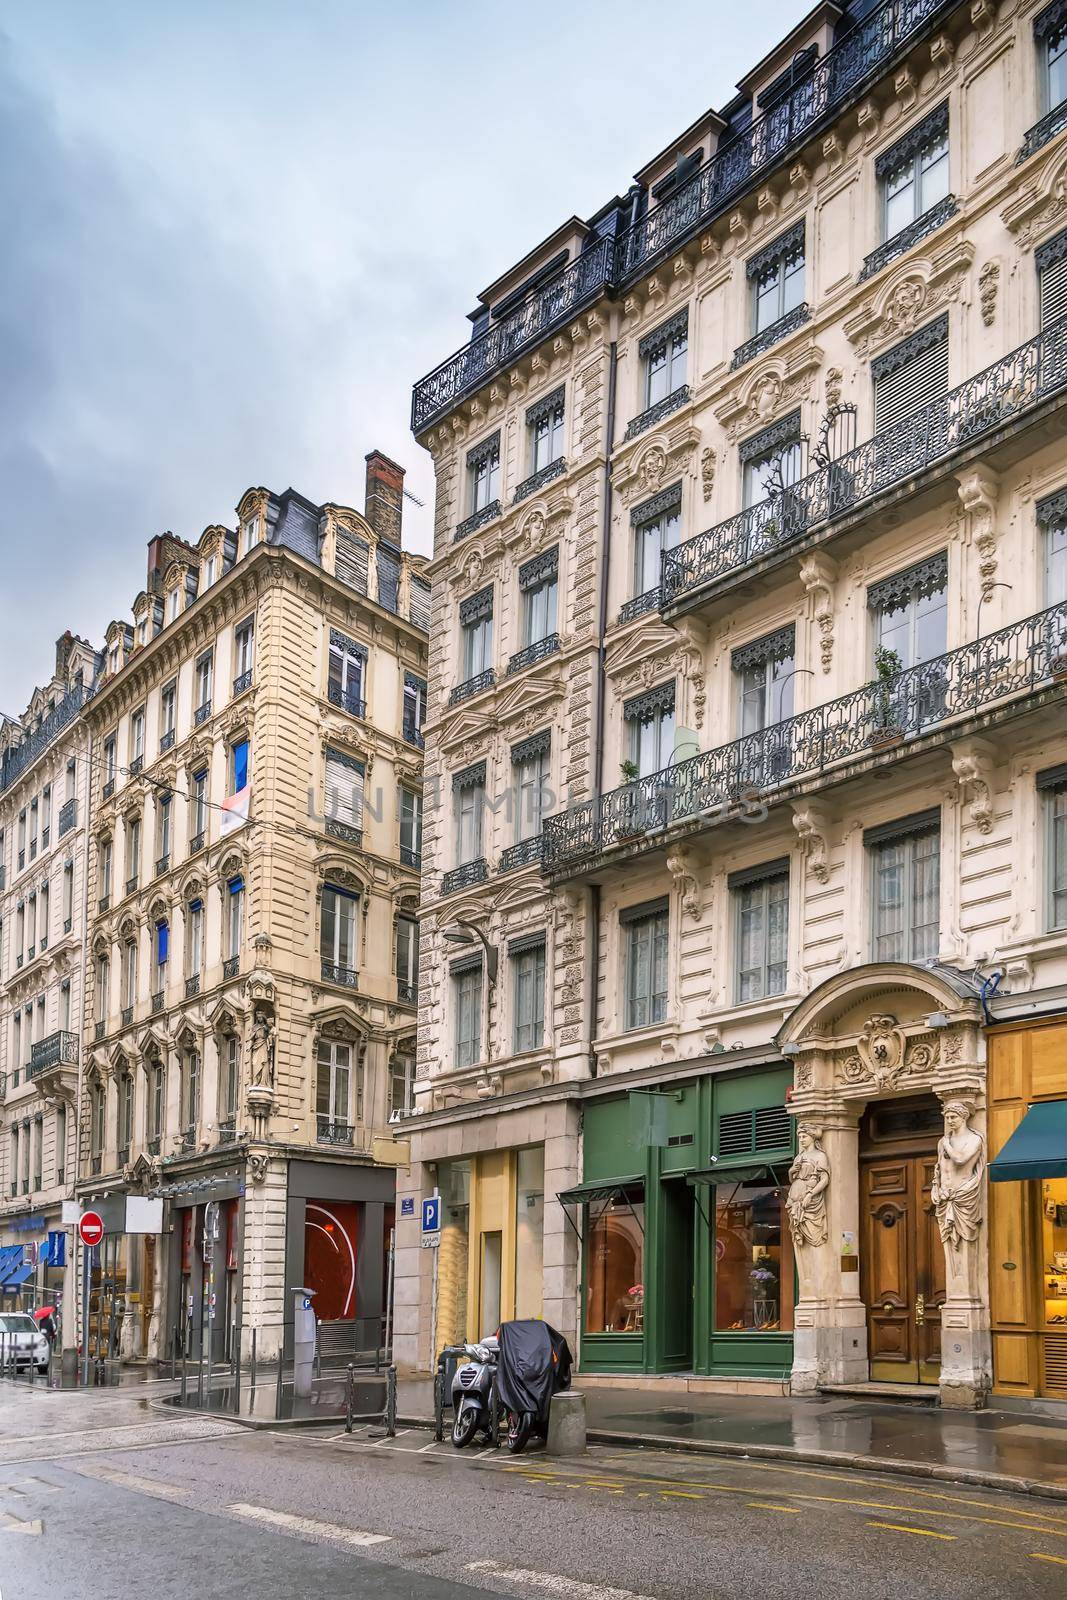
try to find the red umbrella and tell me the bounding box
[33,1306,56,1320]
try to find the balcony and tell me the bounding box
[156,855,170,877]
[543,599,1067,878]
[129,755,143,776]
[102,779,114,800]
[514,458,566,503]
[618,588,662,626]
[402,721,424,750]
[28,1030,78,1078]
[662,317,1067,618]
[118,1145,130,1167]
[57,798,76,837]
[623,385,690,443]
[189,832,205,855]
[507,634,560,675]
[94,1021,105,1041]
[223,955,240,979]
[410,0,950,434]
[858,195,958,282]
[499,835,543,873]
[325,818,362,846]
[98,895,110,913]
[1020,98,1067,162]
[730,305,811,371]
[185,975,200,999]
[233,670,253,697]
[160,728,175,753]
[0,679,86,795]
[126,875,138,896]
[397,979,417,1005]
[121,1005,133,1027]
[41,826,50,849]
[317,1117,354,1146]
[400,844,421,869]
[194,701,212,726]
[148,1136,161,1157]
[454,501,501,543]
[441,858,488,896]
[152,991,164,1013]
[449,669,495,707]
[217,1119,237,1145]
[90,1156,101,1175]
[63,918,72,934]
[327,682,366,718]
[321,960,358,989]
[181,1128,196,1151]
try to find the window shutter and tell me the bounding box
[717,1104,792,1157]
[873,328,949,430]
[1040,253,1067,330]
[336,532,370,593]
[410,576,431,631]
[325,750,365,834]
[376,545,401,613]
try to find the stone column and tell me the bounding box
[790,1103,868,1391]
[932,1028,991,1408]
[543,1101,580,1351]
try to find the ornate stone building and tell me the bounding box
[399,0,1067,1408]
[0,633,98,1346]
[78,452,428,1360]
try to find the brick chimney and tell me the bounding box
[364,450,405,547]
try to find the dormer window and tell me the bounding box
[167,589,181,623]
[204,554,217,588]
[137,618,148,647]
[109,644,121,673]
[242,516,260,554]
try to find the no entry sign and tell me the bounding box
[78,1211,104,1248]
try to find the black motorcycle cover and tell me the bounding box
[494,1319,572,1424]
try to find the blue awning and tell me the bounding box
[0,1264,32,1291]
[0,1246,24,1286]
[989,1099,1067,1182]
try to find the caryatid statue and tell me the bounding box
[931,1100,986,1251]
[786,1124,831,1248]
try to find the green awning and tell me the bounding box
[686,1163,790,1188]
[989,1100,1067,1181]
[557,1177,644,1206]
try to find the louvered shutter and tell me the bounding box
[325,750,365,838]
[409,576,431,631]
[1041,254,1067,329]
[336,532,370,593]
[873,332,949,431]
[376,546,401,613]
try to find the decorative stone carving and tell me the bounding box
[951,739,996,836]
[931,1101,986,1251]
[825,367,843,409]
[249,1010,275,1089]
[786,1126,830,1248]
[247,1151,269,1185]
[715,344,822,442]
[700,447,716,503]
[791,802,831,884]
[956,466,1000,594]
[904,1037,938,1076]
[793,1059,813,1091]
[857,1013,907,1089]
[978,260,999,328]
[844,237,974,358]
[666,848,702,920]
[799,550,837,673]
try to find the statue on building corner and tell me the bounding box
[249,1010,275,1090]
[786,1125,830,1248]
[931,1100,986,1251]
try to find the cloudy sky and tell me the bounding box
[0,0,801,715]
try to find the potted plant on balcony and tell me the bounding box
[869,644,905,750]
[615,759,645,840]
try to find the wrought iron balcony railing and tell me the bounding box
[514,458,567,503]
[194,701,212,726]
[454,501,502,542]
[731,305,810,370]
[1020,98,1067,162]
[185,975,200,998]
[189,832,205,855]
[449,669,495,706]
[507,633,560,675]
[156,855,170,877]
[121,1005,133,1027]
[129,755,143,776]
[152,991,164,1013]
[217,1119,237,1145]
[160,728,175,753]
[327,682,366,718]
[441,858,488,896]
[57,798,76,837]
[325,818,362,846]
[624,385,690,442]
[499,834,543,873]
[858,194,958,281]
[400,844,421,869]
[233,670,253,697]
[411,0,950,433]
[542,599,1067,875]
[402,720,425,750]
[321,960,358,989]
[317,1117,354,1146]
[223,955,240,979]
[397,978,417,1005]
[28,1030,78,1076]
[662,317,1067,613]
[148,1136,161,1156]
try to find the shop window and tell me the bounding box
[514,1148,545,1321]
[585,1187,645,1334]
[866,810,941,962]
[714,1181,794,1334]
[1041,1178,1067,1332]
[437,1160,471,1347]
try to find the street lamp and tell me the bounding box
[440,920,497,987]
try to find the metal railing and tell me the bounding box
[662,316,1067,611]
[543,598,1067,873]
[28,1029,78,1075]
[0,681,86,794]
[441,858,488,895]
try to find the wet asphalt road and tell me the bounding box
[1,1380,1066,1600]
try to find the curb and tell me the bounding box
[394,1414,1067,1503]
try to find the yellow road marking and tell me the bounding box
[748,1502,800,1514]
[1031,1553,1067,1566]
[659,1490,705,1500]
[867,1522,955,1541]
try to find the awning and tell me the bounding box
[0,1247,25,1287]
[686,1162,791,1188]
[0,1264,32,1291]
[989,1099,1067,1182]
[556,1177,644,1206]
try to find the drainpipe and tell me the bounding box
[585,336,619,1081]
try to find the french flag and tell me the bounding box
[220,785,250,837]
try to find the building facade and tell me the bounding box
[0,633,98,1344]
[399,0,1067,1409]
[78,452,428,1361]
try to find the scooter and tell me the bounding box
[450,1335,499,1447]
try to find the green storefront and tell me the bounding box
[562,1064,795,1378]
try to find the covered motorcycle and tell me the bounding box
[494,1319,572,1453]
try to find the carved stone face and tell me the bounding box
[798,1127,813,1151]
[944,1105,964,1132]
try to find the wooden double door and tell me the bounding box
[860,1101,945,1385]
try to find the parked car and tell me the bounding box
[0,1312,51,1372]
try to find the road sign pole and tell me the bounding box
[428,1186,439,1370]
[80,1243,90,1387]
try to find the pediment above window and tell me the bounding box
[714,343,822,443]
[615,425,699,507]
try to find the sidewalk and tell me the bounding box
[398,1377,1067,1499]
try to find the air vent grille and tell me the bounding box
[717,1105,792,1157]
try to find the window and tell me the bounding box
[149,1060,165,1143]
[324,748,364,841]
[118,1072,133,1159]
[167,588,181,623]
[159,683,176,743]
[460,587,493,680]
[39,881,49,945]
[527,388,565,474]
[869,549,948,725]
[453,959,483,1068]
[125,816,140,887]
[399,788,423,867]
[395,914,419,1000]
[872,316,949,432]
[713,1181,794,1334]
[1040,765,1067,928]
[56,1102,66,1183]
[59,979,71,1032]
[187,898,204,977]
[95,953,109,1022]
[99,839,112,900]
[632,486,681,598]
[155,795,172,869]
[511,937,546,1053]
[512,732,549,842]
[316,1040,356,1133]
[748,222,805,334]
[28,798,38,855]
[191,769,208,840]
[104,736,117,787]
[335,529,370,591]
[519,548,558,647]
[220,1036,239,1121]
[203,553,217,588]
[41,785,51,842]
[878,103,949,241]
[32,1116,42,1190]
[130,709,145,765]
[1042,3,1067,112]
[467,433,500,515]
[195,651,213,714]
[622,899,668,1030]
[867,811,941,962]
[226,877,244,959]
[89,1081,105,1163]
[389,1052,416,1117]
[733,626,796,735]
[63,862,73,927]
[731,861,790,1002]
[321,884,358,977]
[641,310,688,408]
[17,808,25,863]
[182,1046,201,1130]
[624,684,675,779]
[740,412,804,509]
[122,938,137,1008]
[1037,227,1067,331]
[403,673,426,744]
[65,758,76,802]
[1043,492,1067,604]
[153,919,168,993]
[230,738,249,795]
[453,763,485,865]
[585,1185,645,1334]
[11,1015,19,1079]
[327,631,366,714]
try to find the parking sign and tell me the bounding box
[421,1195,441,1234]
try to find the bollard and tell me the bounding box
[232,1325,241,1417]
[546,1391,587,1457]
[385,1366,397,1438]
[345,1362,354,1434]
[433,1359,444,1442]
[180,1344,188,1406]
[490,1378,500,1448]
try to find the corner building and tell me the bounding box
[79,454,428,1361]
[401,0,1067,1408]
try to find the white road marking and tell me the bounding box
[0,1513,42,1536]
[228,1504,391,1548]
[73,1464,195,1505]
[370,1428,411,1446]
[466,1561,656,1600]
[418,1439,442,1452]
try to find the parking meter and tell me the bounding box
[292,1286,317,1398]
